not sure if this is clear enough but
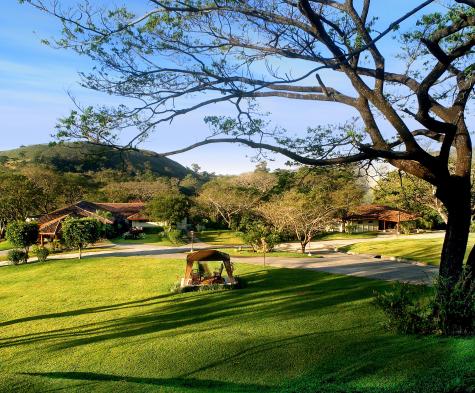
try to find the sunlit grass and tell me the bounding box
[197,230,244,245]
[0,256,473,392]
[340,234,475,266]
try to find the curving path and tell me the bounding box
[0,238,438,284]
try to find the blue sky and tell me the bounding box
[0,1,468,174]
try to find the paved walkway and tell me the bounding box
[0,239,438,284]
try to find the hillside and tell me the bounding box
[0,143,190,178]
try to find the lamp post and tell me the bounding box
[190,230,194,252]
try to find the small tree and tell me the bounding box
[238,215,282,253]
[62,218,101,259]
[5,221,39,261]
[260,190,336,253]
[147,192,189,229]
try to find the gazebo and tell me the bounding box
[181,249,237,288]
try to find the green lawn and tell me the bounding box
[218,248,323,258]
[111,233,181,247]
[314,231,379,241]
[340,234,475,266]
[0,240,13,251]
[197,230,244,245]
[0,256,473,392]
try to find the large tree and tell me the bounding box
[0,173,42,237]
[26,1,475,284]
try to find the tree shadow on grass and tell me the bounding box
[0,269,388,350]
[3,268,473,392]
[22,371,272,392]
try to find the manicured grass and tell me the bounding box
[197,230,244,245]
[0,240,13,251]
[314,231,379,241]
[111,233,181,246]
[218,248,323,258]
[0,256,473,392]
[340,234,475,266]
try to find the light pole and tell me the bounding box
[190,230,194,252]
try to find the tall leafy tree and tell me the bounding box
[373,170,448,227]
[0,174,42,237]
[26,1,475,285]
[147,191,189,228]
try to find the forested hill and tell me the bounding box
[0,142,190,178]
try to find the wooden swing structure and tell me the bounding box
[181,249,237,288]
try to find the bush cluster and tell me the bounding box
[122,229,144,240]
[166,229,183,245]
[32,245,50,262]
[374,269,474,336]
[7,249,28,265]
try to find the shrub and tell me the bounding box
[166,229,183,245]
[143,226,164,234]
[373,282,432,334]
[50,239,63,252]
[122,229,144,240]
[7,249,28,265]
[374,269,474,336]
[32,245,49,262]
[432,270,475,336]
[400,221,416,235]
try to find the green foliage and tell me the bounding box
[374,269,474,336]
[62,218,101,258]
[31,245,50,262]
[147,191,189,226]
[7,249,28,265]
[122,229,144,240]
[5,221,39,257]
[373,170,445,229]
[238,216,282,252]
[373,283,433,334]
[433,270,475,336]
[0,174,42,233]
[0,142,190,178]
[166,229,183,245]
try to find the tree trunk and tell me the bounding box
[79,246,82,260]
[466,243,475,277]
[300,242,307,253]
[438,178,472,283]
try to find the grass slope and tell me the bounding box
[314,231,379,240]
[0,143,190,178]
[340,235,475,266]
[197,230,244,245]
[0,240,13,251]
[0,256,473,392]
[111,233,181,247]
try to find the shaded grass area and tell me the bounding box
[0,240,13,251]
[340,234,475,266]
[314,231,379,241]
[218,248,323,258]
[0,256,473,392]
[197,230,244,245]
[111,233,181,246]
